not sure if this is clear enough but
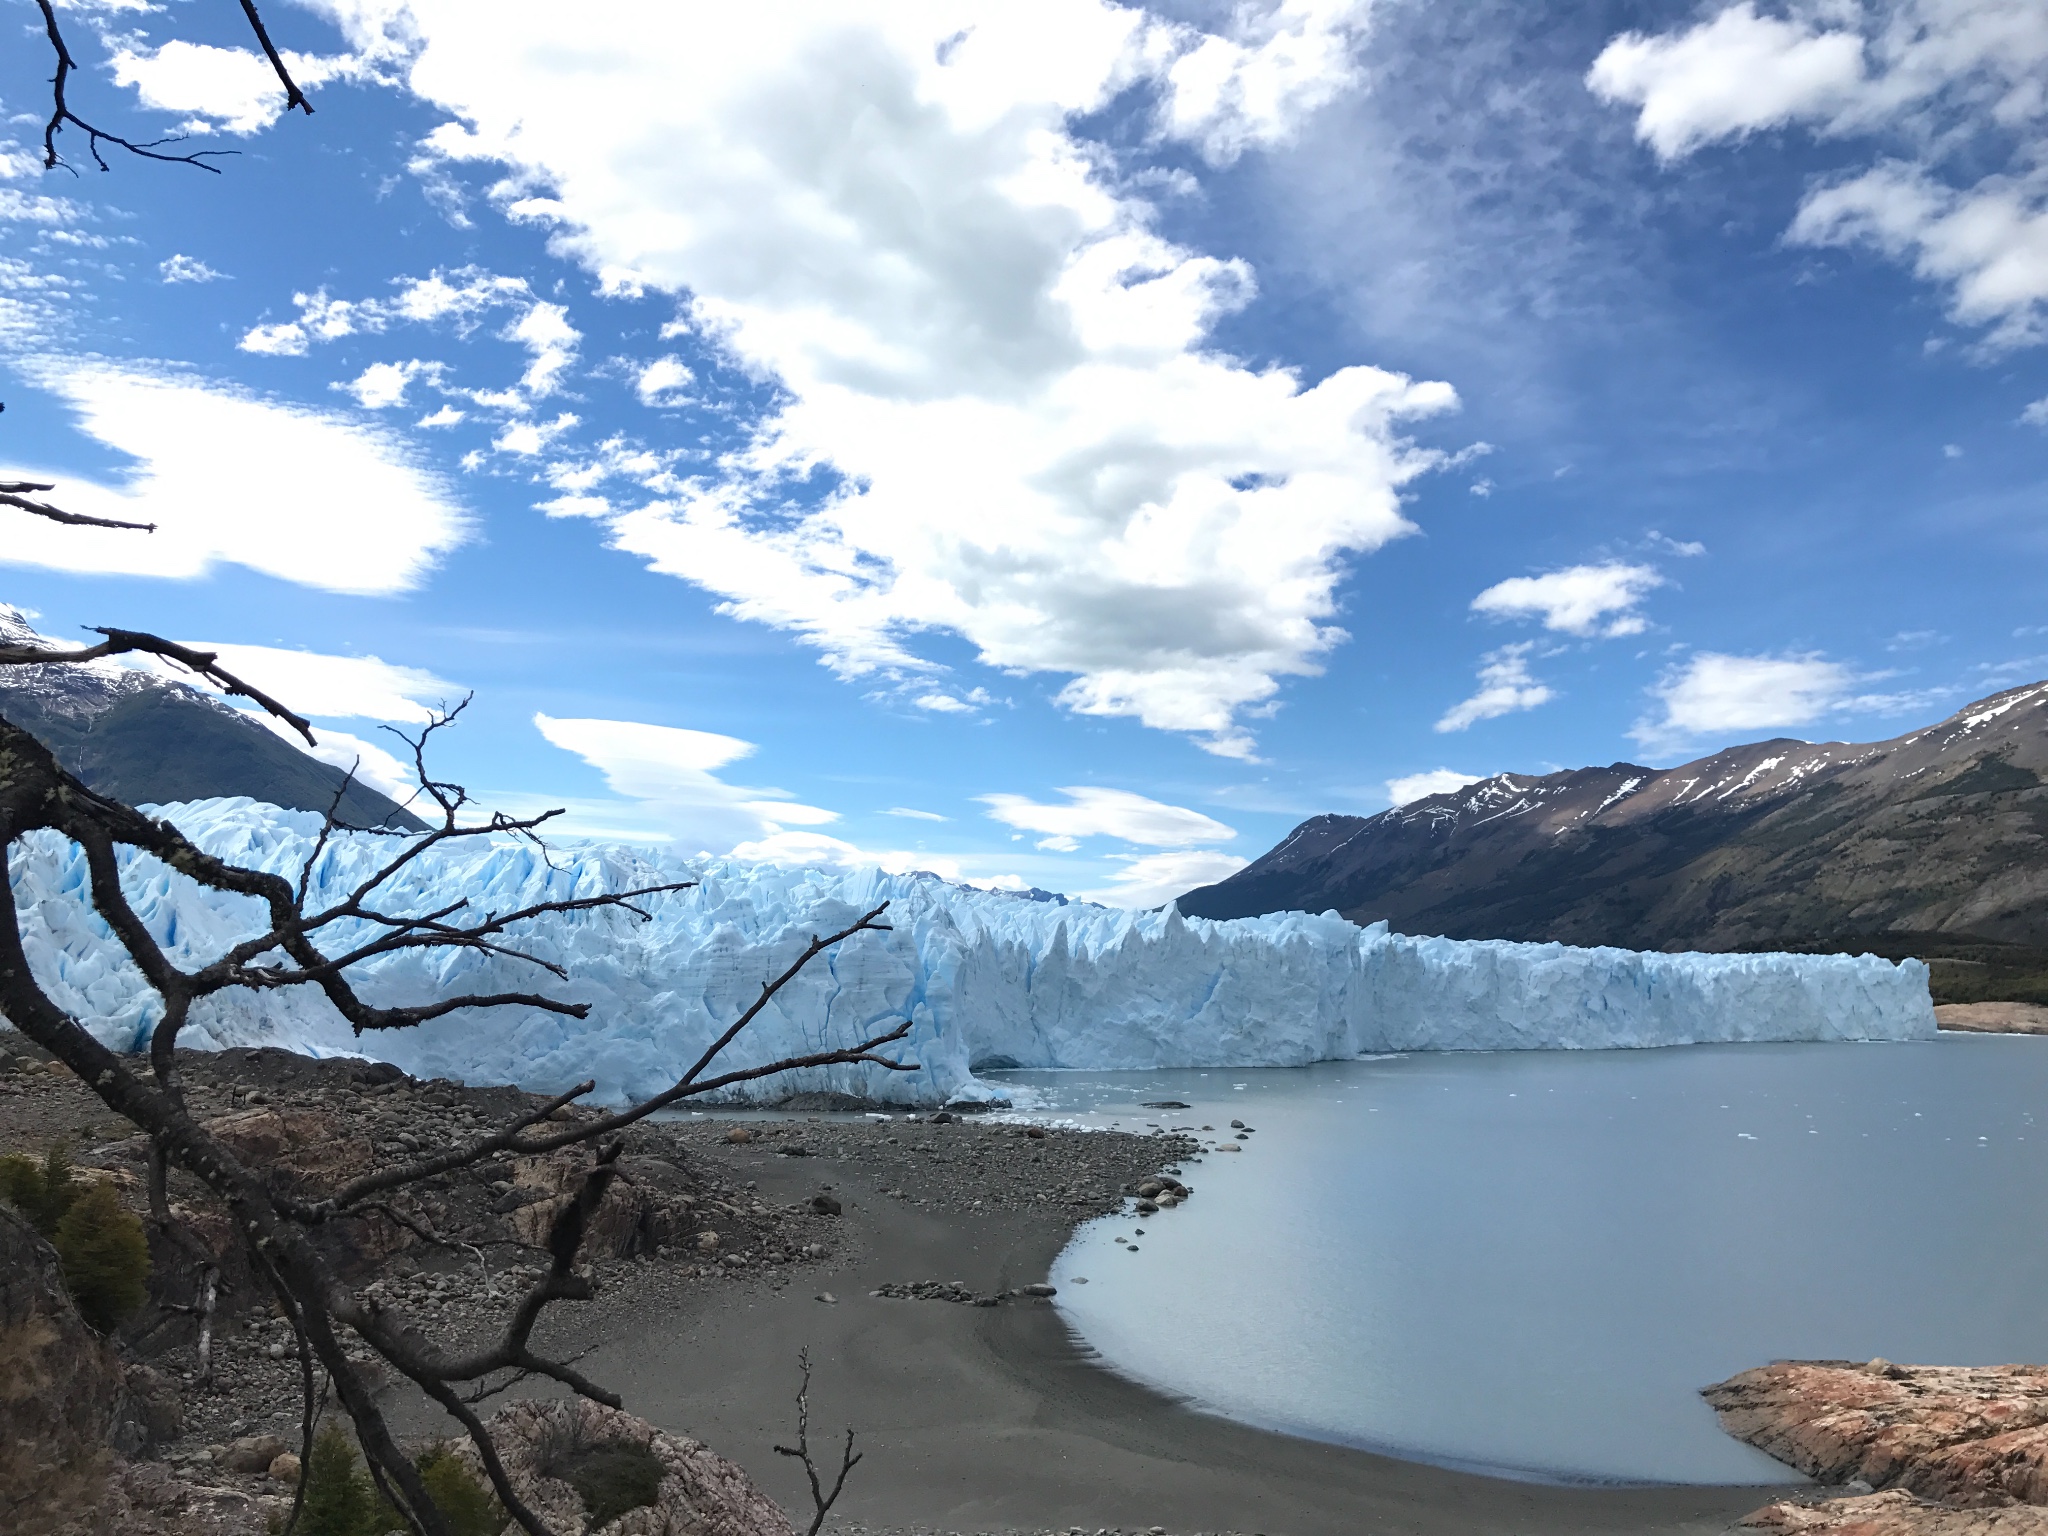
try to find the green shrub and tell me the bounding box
[415,1444,506,1536]
[0,1141,81,1237]
[51,1179,150,1333]
[299,1424,392,1536]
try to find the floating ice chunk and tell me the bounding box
[6,798,1936,1106]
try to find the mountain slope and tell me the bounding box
[1180,684,2048,995]
[0,608,424,831]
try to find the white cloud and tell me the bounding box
[634,354,694,406]
[418,404,466,427]
[346,0,1453,757]
[174,644,460,723]
[109,39,372,136]
[1632,650,1855,751]
[1587,4,1867,162]
[508,302,579,396]
[1386,768,1483,807]
[339,360,440,409]
[1075,849,1249,908]
[1435,643,1554,732]
[883,806,947,821]
[911,687,992,714]
[978,786,1235,846]
[1591,1,2048,351]
[726,830,962,880]
[239,321,309,356]
[247,715,419,805]
[1790,162,2048,350]
[533,712,838,847]
[0,363,468,595]
[1470,561,1663,638]
[494,413,578,456]
[160,254,225,284]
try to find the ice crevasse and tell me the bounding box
[6,799,1935,1106]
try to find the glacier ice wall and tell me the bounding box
[6,799,1936,1105]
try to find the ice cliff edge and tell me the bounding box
[7,798,1937,1105]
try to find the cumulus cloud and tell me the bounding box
[108,39,378,136]
[1631,650,1854,752]
[1076,849,1249,908]
[979,786,1235,848]
[160,254,225,284]
[1435,643,1554,732]
[634,354,693,406]
[1385,768,1483,806]
[338,360,441,409]
[533,712,838,848]
[1470,561,1663,638]
[173,644,459,723]
[1587,4,1867,161]
[1590,0,2048,351]
[0,363,468,595]
[325,0,1453,757]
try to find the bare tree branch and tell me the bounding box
[0,480,155,531]
[235,0,314,116]
[35,0,237,174]
[775,1349,863,1536]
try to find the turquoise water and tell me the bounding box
[995,1036,2048,1485]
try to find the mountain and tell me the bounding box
[1179,683,2048,1003]
[0,607,424,831]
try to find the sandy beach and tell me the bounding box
[409,1116,1797,1536]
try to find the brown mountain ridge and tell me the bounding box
[1178,683,2048,1003]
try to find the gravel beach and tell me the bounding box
[1,1041,1794,1534]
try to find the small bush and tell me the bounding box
[544,1439,664,1530]
[299,1424,396,1536]
[0,1141,81,1237]
[52,1179,150,1333]
[415,1443,506,1536]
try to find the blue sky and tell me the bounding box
[2,0,2045,904]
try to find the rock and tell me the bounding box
[815,1293,836,1304]
[1022,1283,1057,1297]
[1134,1199,1159,1215]
[1,1203,131,1531]
[809,1193,842,1216]
[1740,1490,2048,1532]
[1025,1126,1046,1139]
[696,1231,721,1252]
[725,1126,754,1144]
[451,1396,796,1536]
[508,1152,692,1258]
[1216,1143,1241,1152]
[1705,1360,2048,1505]
[776,1144,810,1156]
[267,1452,301,1484]
[216,1434,289,1473]
[1230,1119,1245,1129]
[203,1108,374,1191]
[1141,1101,1191,1109]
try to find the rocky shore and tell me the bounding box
[1706,1360,2048,1533]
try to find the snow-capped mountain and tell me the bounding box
[1180,683,2048,981]
[0,605,422,830]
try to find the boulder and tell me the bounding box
[1742,1490,2048,1532]
[506,1152,696,1258]
[454,1396,796,1536]
[202,1108,375,1192]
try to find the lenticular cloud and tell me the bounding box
[327,0,1449,757]
[9,800,1935,1108]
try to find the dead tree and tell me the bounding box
[34,0,311,174]
[0,501,915,1535]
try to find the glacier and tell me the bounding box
[5,798,1936,1106]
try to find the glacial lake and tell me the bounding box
[991,1036,2048,1485]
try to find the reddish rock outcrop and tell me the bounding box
[1742,1489,2048,1532]
[1706,1361,2048,1506]
[453,1396,796,1536]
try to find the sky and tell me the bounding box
[1,0,2045,906]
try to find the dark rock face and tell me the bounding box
[0,1203,149,1532]
[1180,683,2048,985]
[0,604,422,830]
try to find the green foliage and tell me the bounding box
[297,1427,505,1536]
[298,1424,393,1536]
[415,1444,506,1536]
[0,1141,81,1237]
[52,1179,150,1332]
[545,1440,664,1530]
